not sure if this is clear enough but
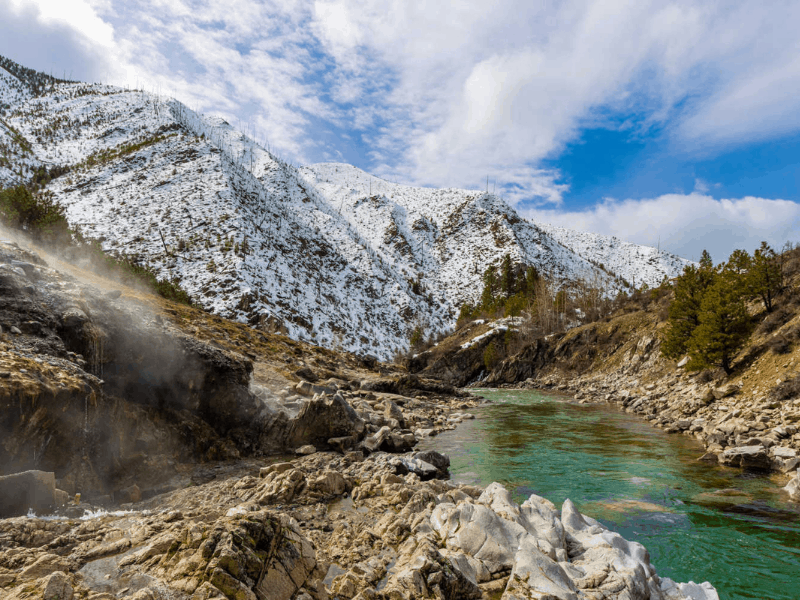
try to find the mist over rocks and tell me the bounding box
[0,238,486,507]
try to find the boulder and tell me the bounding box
[502,537,578,600]
[720,445,771,470]
[0,470,57,517]
[42,572,73,600]
[360,378,398,394]
[785,471,800,501]
[327,435,356,453]
[414,450,451,477]
[362,426,391,453]
[561,499,665,600]
[309,470,349,496]
[393,457,439,480]
[19,554,72,580]
[294,367,319,382]
[384,400,405,427]
[260,462,294,478]
[381,537,481,600]
[772,446,797,459]
[287,393,365,449]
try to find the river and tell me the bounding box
[422,388,800,600]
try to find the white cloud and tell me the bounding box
[8,0,115,48]
[525,194,800,262]
[4,0,800,205]
[303,0,800,201]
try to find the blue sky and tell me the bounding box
[1,0,799,261]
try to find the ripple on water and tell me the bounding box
[420,388,800,600]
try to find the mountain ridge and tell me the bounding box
[0,54,694,359]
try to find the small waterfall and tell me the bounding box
[85,325,105,379]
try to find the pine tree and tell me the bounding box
[686,260,752,375]
[500,254,515,298]
[661,253,716,359]
[748,241,781,313]
[480,267,498,311]
[524,266,539,297]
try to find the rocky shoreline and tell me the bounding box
[1,444,718,600]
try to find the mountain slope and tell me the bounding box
[0,55,693,359]
[537,223,695,288]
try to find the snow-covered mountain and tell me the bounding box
[537,224,693,289]
[0,56,692,359]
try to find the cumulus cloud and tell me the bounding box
[306,0,800,201]
[3,0,800,205]
[0,0,112,81]
[525,194,800,262]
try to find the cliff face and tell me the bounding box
[0,237,283,499]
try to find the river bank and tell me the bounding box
[0,239,718,599]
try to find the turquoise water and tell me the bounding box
[422,389,800,600]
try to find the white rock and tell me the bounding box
[772,446,797,459]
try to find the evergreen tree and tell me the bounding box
[661,252,716,359]
[726,248,751,276]
[0,185,68,241]
[524,266,539,297]
[748,241,781,313]
[480,267,498,311]
[686,259,752,375]
[699,249,713,271]
[500,254,515,298]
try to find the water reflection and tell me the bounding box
[421,388,800,600]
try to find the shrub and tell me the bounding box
[409,324,425,350]
[483,341,500,371]
[771,375,800,402]
[767,335,792,354]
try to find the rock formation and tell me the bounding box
[0,450,717,600]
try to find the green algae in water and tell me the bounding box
[422,388,800,600]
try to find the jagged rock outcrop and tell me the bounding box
[484,338,553,385]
